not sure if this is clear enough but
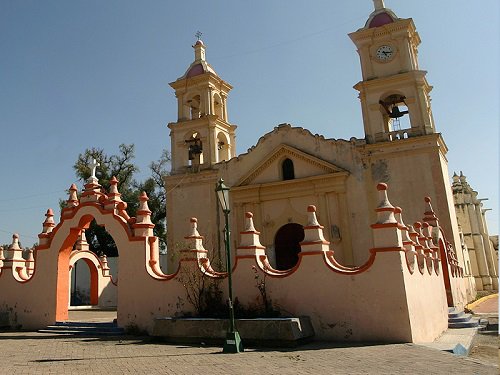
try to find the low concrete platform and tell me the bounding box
[152,316,315,347]
[419,327,478,355]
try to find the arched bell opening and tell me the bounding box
[185,94,202,120]
[185,131,204,167]
[274,223,304,270]
[213,92,224,119]
[379,94,411,137]
[216,132,230,162]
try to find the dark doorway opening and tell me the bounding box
[274,223,304,270]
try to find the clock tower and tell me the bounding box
[350,1,466,296]
[349,0,435,144]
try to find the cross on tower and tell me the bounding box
[89,158,100,179]
[195,31,202,40]
[373,0,385,10]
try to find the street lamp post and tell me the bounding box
[215,178,244,353]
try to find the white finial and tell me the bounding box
[89,158,100,179]
[374,0,385,10]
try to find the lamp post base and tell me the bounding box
[223,331,244,353]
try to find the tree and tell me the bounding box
[135,149,170,253]
[67,144,170,256]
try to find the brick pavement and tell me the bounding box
[0,332,497,375]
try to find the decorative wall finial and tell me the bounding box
[66,184,79,208]
[195,31,202,41]
[244,212,257,232]
[306,205,321,227]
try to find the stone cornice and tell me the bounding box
[170,72,232,92]
[232,172,349,202]
[361,133,448,160]
[164,169,219,186]
[168,115,237,132]
[349,18,418,42]
[353,70,429,91]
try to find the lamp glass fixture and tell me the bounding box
[215,179,230,213]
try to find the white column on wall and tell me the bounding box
[222,95,228,122]
[476,204,498,288]
[467,203,492,290]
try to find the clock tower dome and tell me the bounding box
[349,0,435,144]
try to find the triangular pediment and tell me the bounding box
[236,144,348,186]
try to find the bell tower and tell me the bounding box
[349,0,435,144]
[349,2,468,304]
[168,38,237,173]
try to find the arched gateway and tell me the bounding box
[37,174,158,323]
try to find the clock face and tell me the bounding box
[376,45,394,61]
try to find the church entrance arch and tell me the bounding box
[274,223,305,270]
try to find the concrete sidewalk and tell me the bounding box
[0,331,497,375]
[17,302,490,374]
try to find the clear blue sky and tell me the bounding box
[1,0,498,246]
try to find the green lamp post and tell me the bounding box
[215,178,244,353]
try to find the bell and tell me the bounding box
[389,105,409,119]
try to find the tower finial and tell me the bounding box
[193,32,206,62]
[373,0,385,10]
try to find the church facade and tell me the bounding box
[164,1,475,304]
[0,1,486,343]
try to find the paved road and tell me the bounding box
[471,294,498,314]
[0,332,497,375]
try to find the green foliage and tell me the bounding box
[67,144,170,256]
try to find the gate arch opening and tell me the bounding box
[70,258,97,306]
[56,213,121,321]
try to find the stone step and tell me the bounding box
[448,313,473,323]
[39,321,124,336]
[38,329,124,336]
[447,310,465,319]
[45,325,124,333]
[54,321,117,328]
[447,309,480,329]
[448,319,479,329]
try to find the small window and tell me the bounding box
[282,158,295,180]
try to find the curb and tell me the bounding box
[466,293,498,313]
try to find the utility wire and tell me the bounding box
[213,15,365,61]
[0,228,38,241]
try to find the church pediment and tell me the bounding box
[236,144,348,186]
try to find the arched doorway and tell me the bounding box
[70,258,98,306]
[274,223,304,270]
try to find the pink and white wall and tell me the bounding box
[0,178,467,343]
